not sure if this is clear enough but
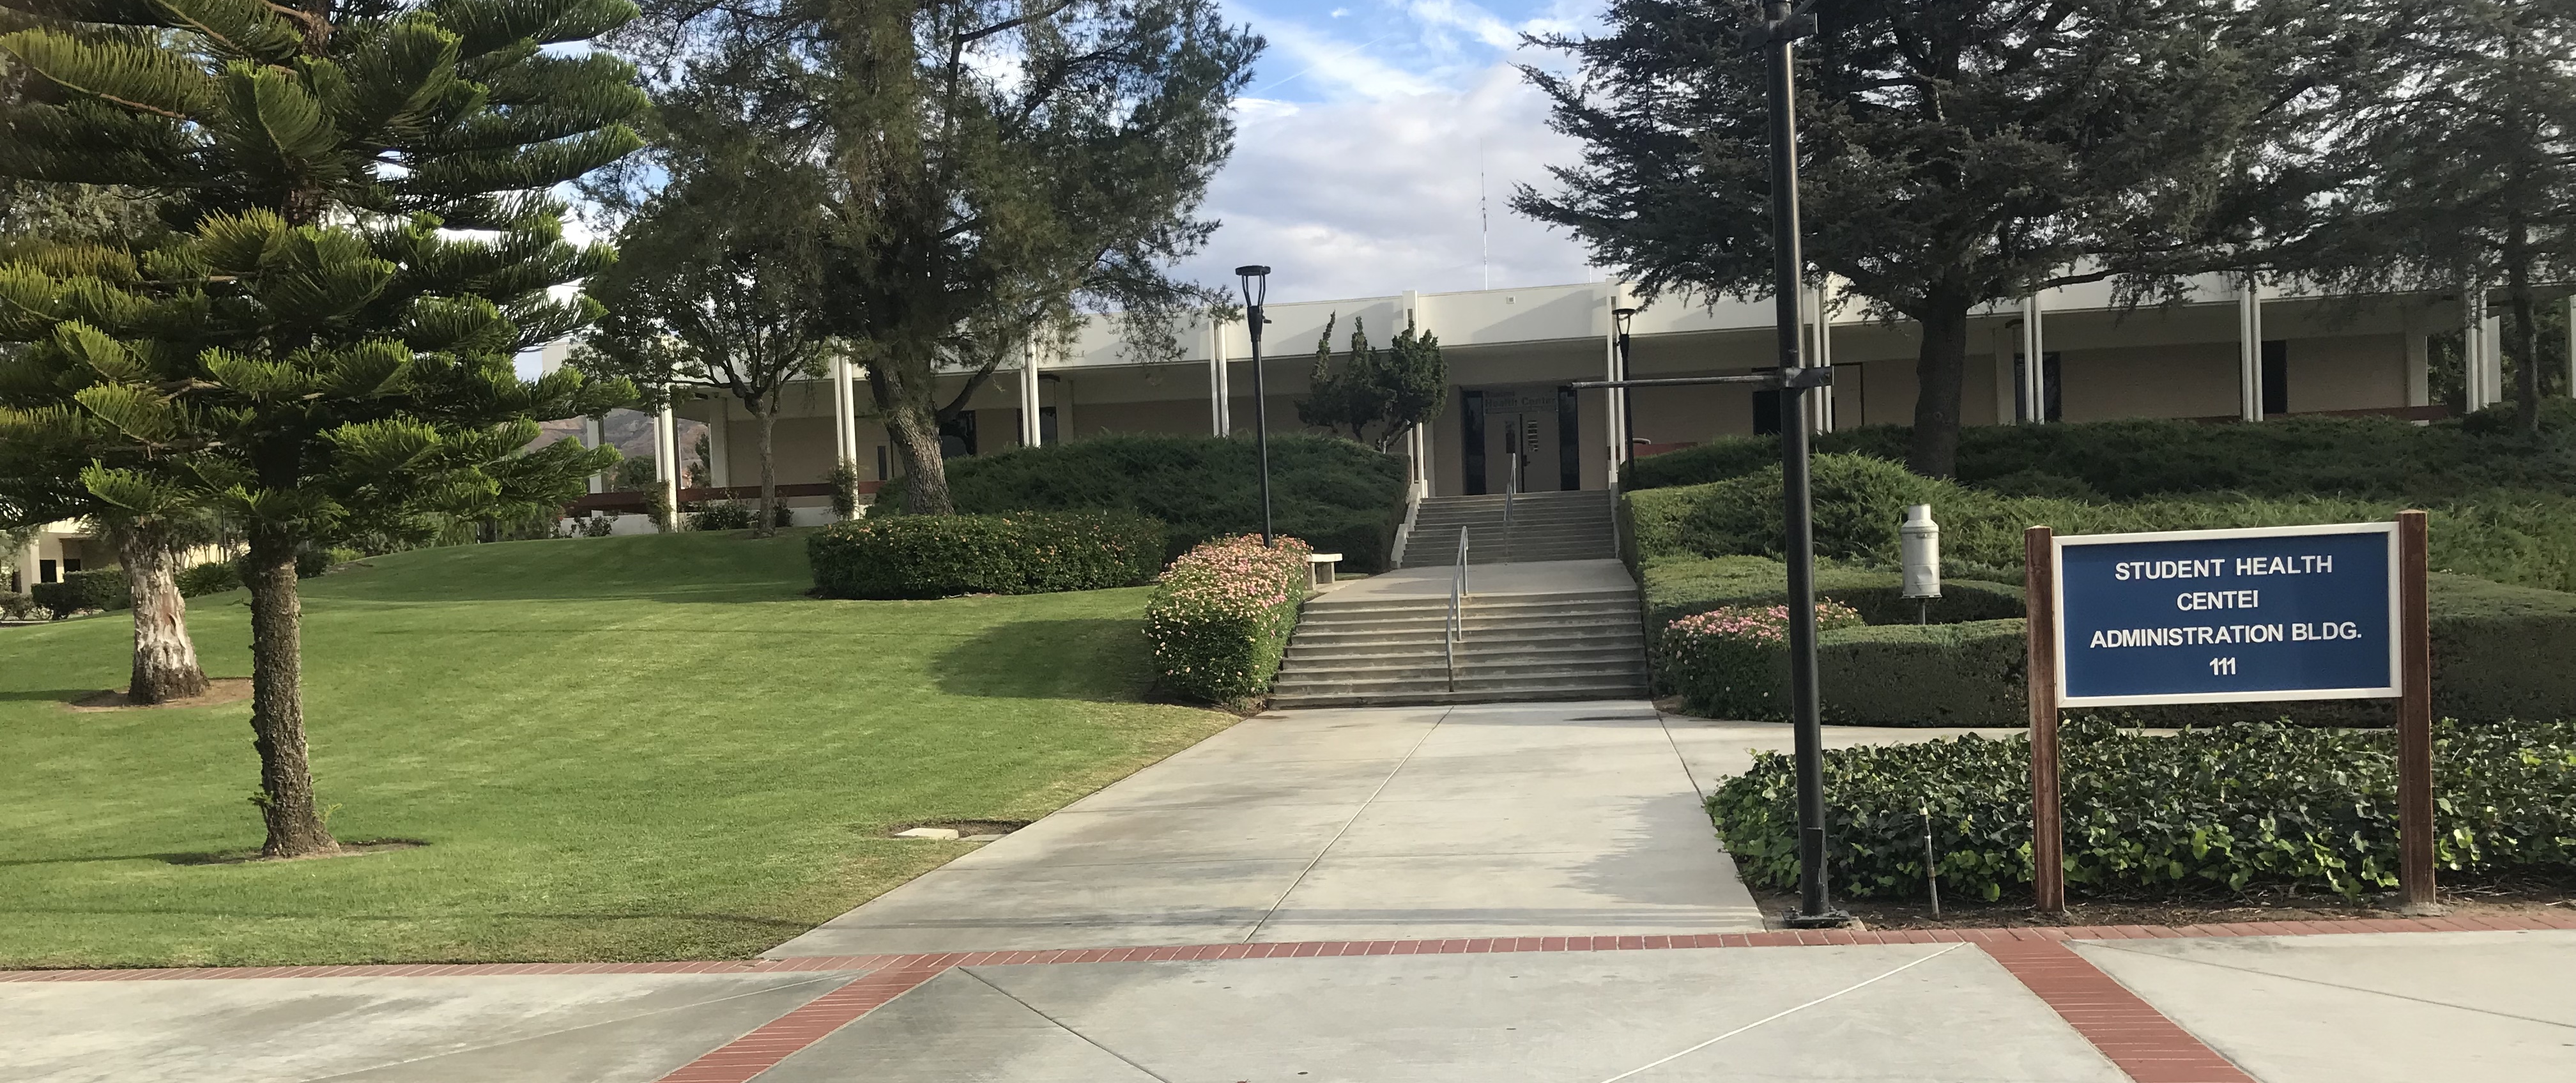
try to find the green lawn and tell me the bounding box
[0,530,1234,969]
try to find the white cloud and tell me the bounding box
[1181,63,1596,302]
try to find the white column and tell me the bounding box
[1602,282,1622,486]
[2238,274,2264,422]
[2463,286,2489,411]
[656,400,680,527]
[830,356,852,470]
[707,403,731,489]
[2021,292,2046,424]
[582,415,604,494]
[1208,307,1230,436]
[1810,282,1837,433]
[1019,339,1041,446]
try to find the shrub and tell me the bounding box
[807,510,1167,599]
[1708,718,2576,903]
[176,561,243,597]
[31,567,128,615]
[1,592,50,621]
[1629,454,2576,593]
[1625,411,2576,502]
[923,434,1407,571]
[1655,601,1864,719]
[691,502,759,530]
[1144,534,1314,703]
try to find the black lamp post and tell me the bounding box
[1756,0,1848,930]
[1237,265,1275,546]
[1613,305,1638,467]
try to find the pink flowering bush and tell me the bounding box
[1657,600,1865,719]
[1146,534,1314,702]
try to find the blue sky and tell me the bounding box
[1172,1,1606,303]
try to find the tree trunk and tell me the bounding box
[883,402,954,515]
[755,404,779,538]
[2506,216,2541,436]
[1908,301,1974,478]
[242,531,337,858]
[119,526,208,704]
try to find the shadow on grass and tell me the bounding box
[933,617,1160,702]
[0,689,107,703]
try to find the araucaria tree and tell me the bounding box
[0,0,640,855]
[1518,0,2292,477]
[0,178,216,702]
[620,0,1260,514]
[1297,312,1446,452]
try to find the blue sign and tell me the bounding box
[2053,523,2401,707]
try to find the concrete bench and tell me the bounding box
[1308,552,1343,587]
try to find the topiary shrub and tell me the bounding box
[31,567,128,615]
[690,501,759,530]
[176,560,243,597]
[1709,718,2576,903]
[1144,534,1313,703]
[807,510,1166,599]
[926,433,1406,571]
[1655,601,1864,719]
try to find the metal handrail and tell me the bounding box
[1503,450,1520,563]
[1446,525,1469,691]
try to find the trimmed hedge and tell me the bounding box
[1645,557,2576,726]
[1657,601,1864,720]
[1627,406,2576,502]
[1144,534,1313,703]
[1709,718,2576,902]
[1628,452,2576,593]
[807,511,1166,599]
[31,567,127,615]
[918,434,1407,572]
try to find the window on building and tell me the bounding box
[939,411,977,458]
[1039,405,1059,446]
[1752,388,1782,436]
[2262,340,2288,415]
[1460,390,1488,496]
[40,559,59,584]
[875,445,890,482]
[61,558,79,575]
[1556,385,1580,491]
[2013,352,2064,422]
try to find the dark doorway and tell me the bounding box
[2013,352,2064,423]
[1752,388,1782,436]
[1556,385,1580,491]
[2262,340,2288,415]
[1039,405,1060,446]
[1460,390,1488,495]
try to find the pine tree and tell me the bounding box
[1516,0,2321,477]
[1296,312,1448,452]
[0,0,642,856]
[2283,0,2576,435]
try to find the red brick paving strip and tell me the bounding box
[1982,940,2257,1083]
[654,965,947,1083]
[4,912,2572,985]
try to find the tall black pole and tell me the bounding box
[1614,309,1637,468]
[1238,266,1275,546]
[1761,0,1844,928]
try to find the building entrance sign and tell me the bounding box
[2022,516,2436,917]
[2053,523,2401,707]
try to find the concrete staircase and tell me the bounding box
[1268,561,1650,709]
[1399,491,1616,567]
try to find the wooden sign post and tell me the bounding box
[2396,509,2436,912]
[2023,515,2435,918]
[2023,526,2065,914]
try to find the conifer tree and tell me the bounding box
[0,0,641,856]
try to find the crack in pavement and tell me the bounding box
[2084,941,2576,1032]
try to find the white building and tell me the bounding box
[565,275,2564,516]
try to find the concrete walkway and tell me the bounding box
[766,701,1772,955]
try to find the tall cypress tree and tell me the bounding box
[0,0,642,856]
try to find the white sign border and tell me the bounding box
[2050,521,2403,708]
